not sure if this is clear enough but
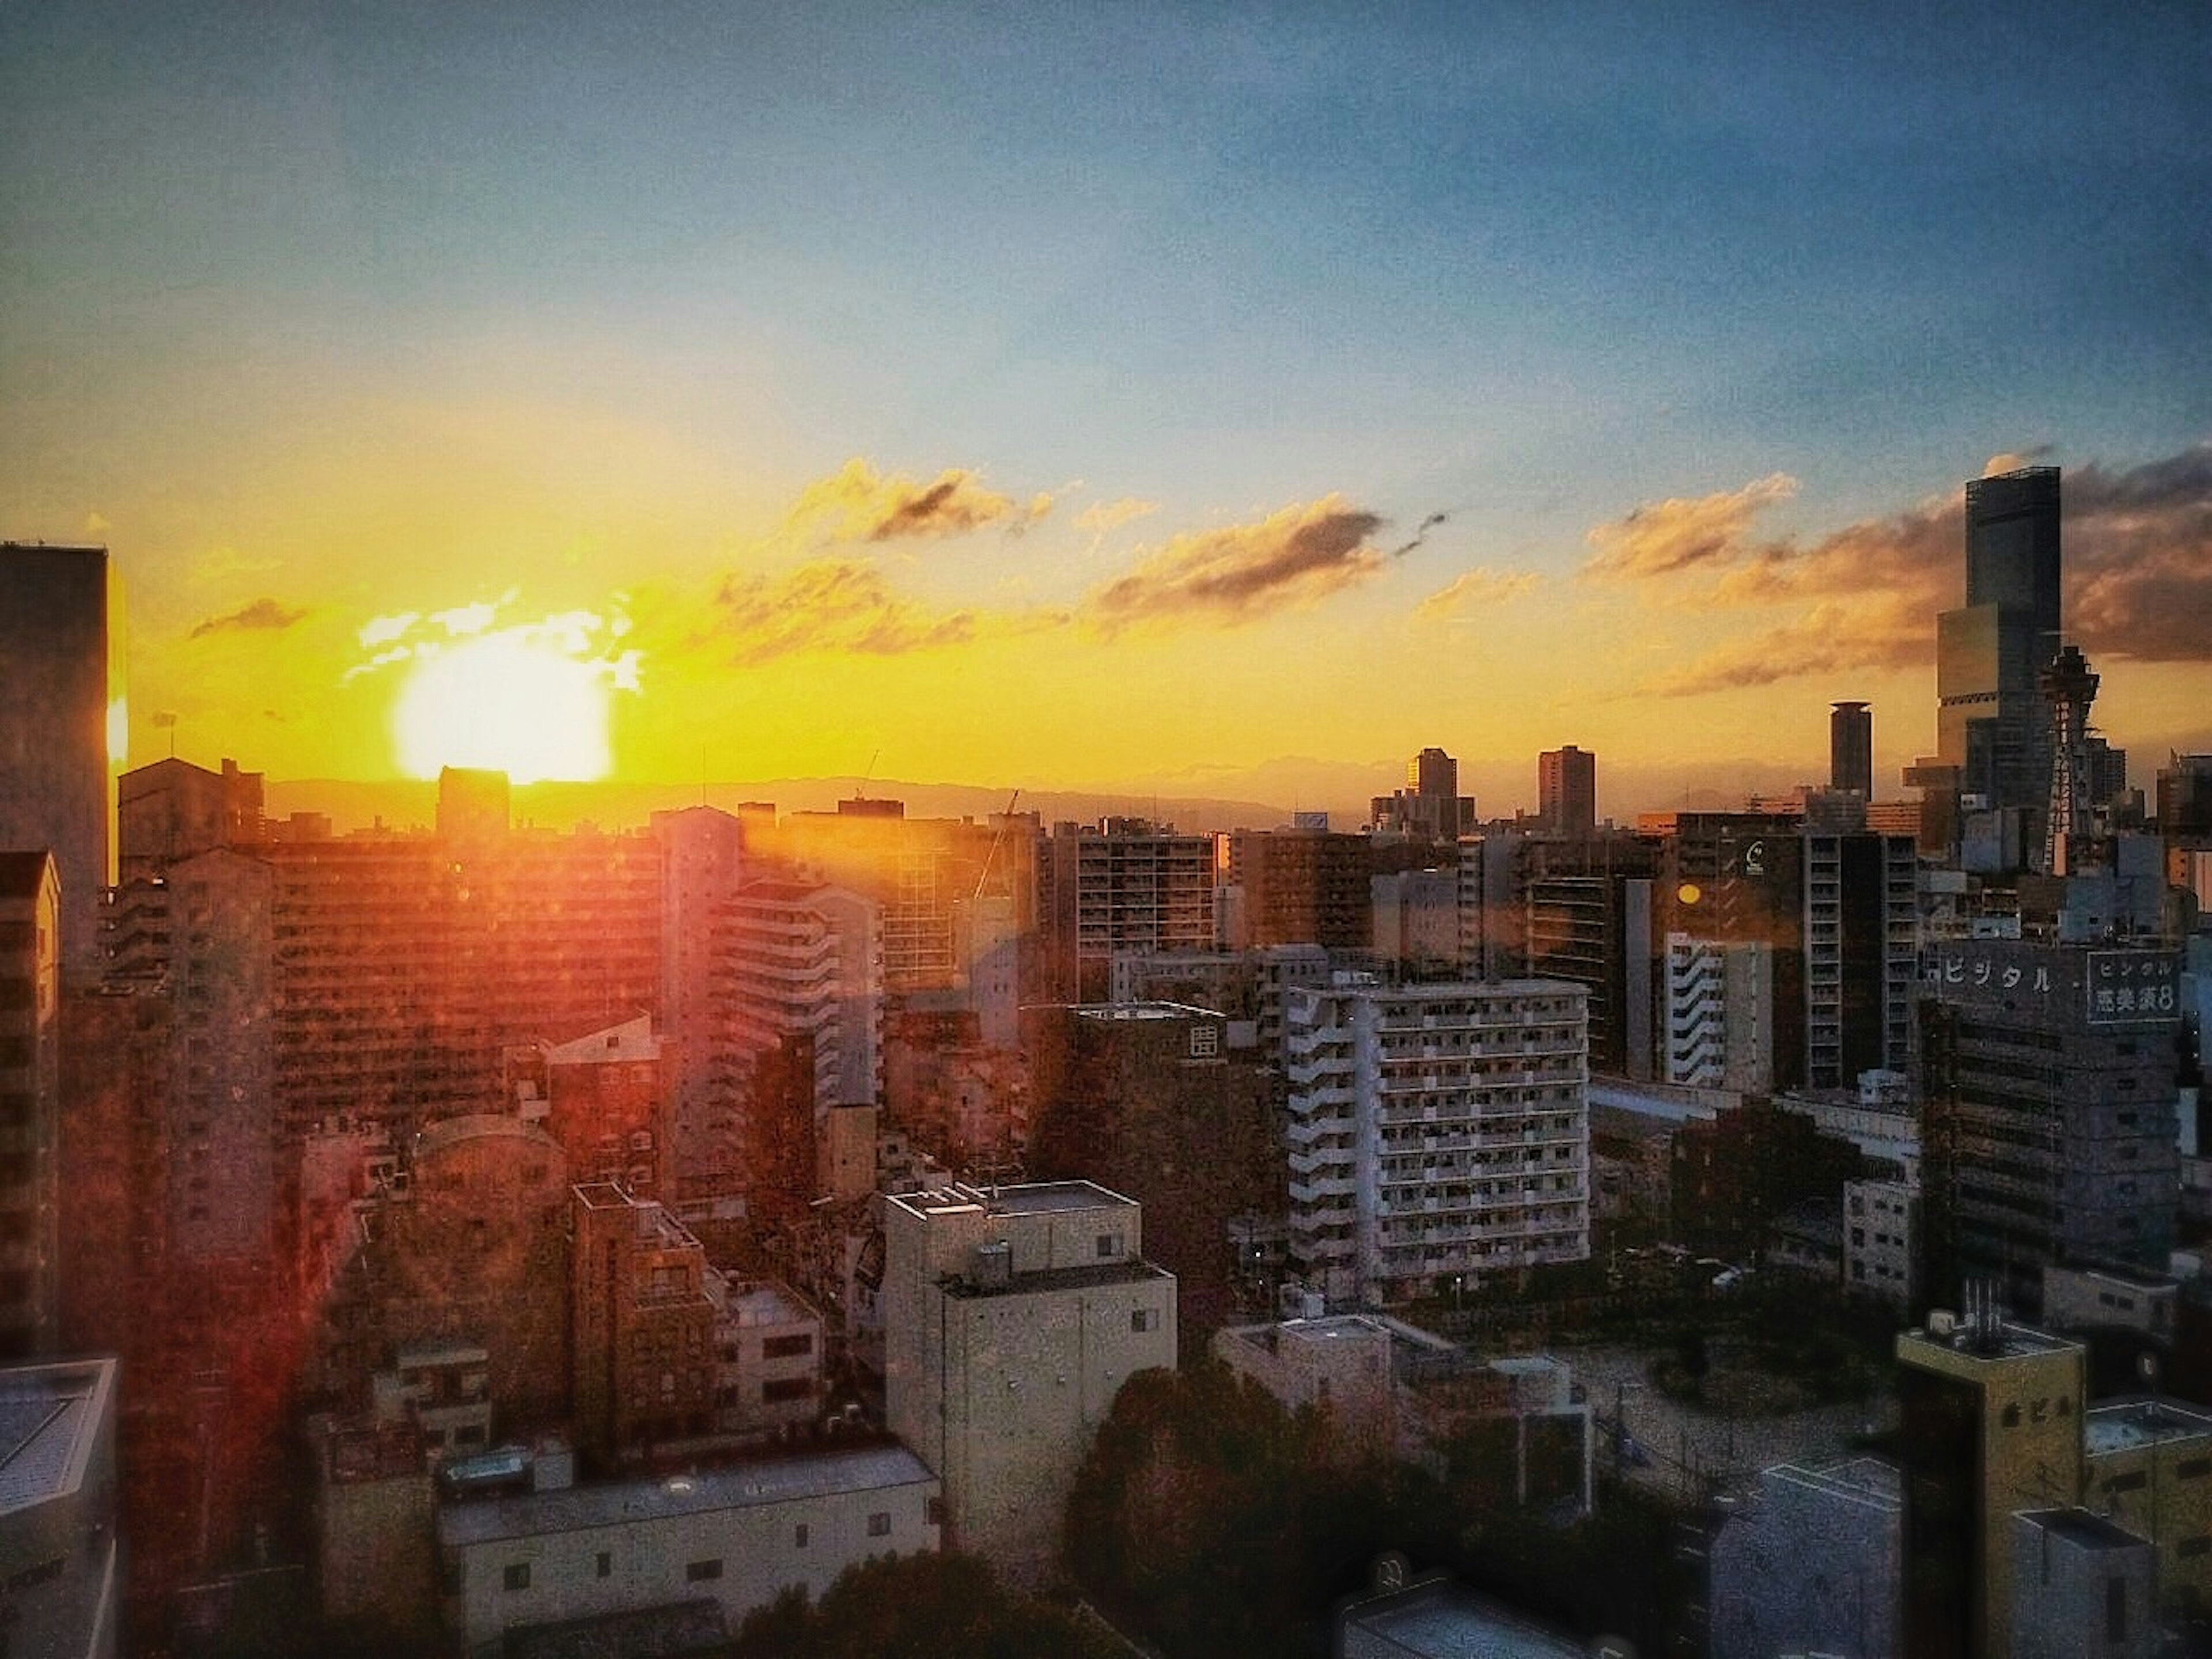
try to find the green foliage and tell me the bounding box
[1063,1360,1457,1659]
[724,1551,1124,1659]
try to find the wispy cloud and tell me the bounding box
[785,458,1051,544]
[711,559,1037,666]
[1414,566,1542,621]
[1083,495,1387,635]
[1075,497,1159,534]
[190,597,309,639]
[1582,474,1797,581]
[343,596,641,689]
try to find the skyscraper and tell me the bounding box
[0,544,120,983]
[1537,745,1596,836]
[1830,701,1873,797]
[1936,468,2062,830]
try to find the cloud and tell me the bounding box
[1076,497,1160,534]
[711,559,1006,666]
[1593,440,2212,694]
[1415,567,1543,621]
[1390,511,1452,558]
[1084,495,1387,635]
[785,458,1050,544]
[1582,474,1797,581]
[190,597,309,639]
[189,545,282,587]
[343,600,642,690]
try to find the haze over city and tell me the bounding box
[4,3,2208,821]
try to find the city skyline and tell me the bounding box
[3,4,2207,813]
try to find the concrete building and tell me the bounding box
[1227,827,1373,951]
[1371,868,1460,975]
[1662,935,1774,1093]
[2041,1263,2179,1344]
[1831,700,1874,798]
[1898,1313,2212,1658]
[882,1180,1176,1583]
[652,805,747,1202]
[0,854,59,1357]
[1284,979,1590,1309]
[436,1442,939,1659]
[718,880,883,1115]
[0,1357,119,1659]
[571,1183,719,1470]
[1370,747,1475,842]
[1042,819,1216,1003]
[1212,1314,1395,1465]
[1802,828,1919,1090]
[116,756,263,881]
[1843,1178,1919,1310]
[1707,1456,1901,1659]
[2008,1508,2157,1659]
[0,543,119,983]
[518,1015,668,1198]
[1520,831,1658,1078]
[1537,745,1596,836]
[1919,940,2182,1313]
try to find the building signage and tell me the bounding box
[2084,950,2179,1024]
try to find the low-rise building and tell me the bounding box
[1707,1456,1901,1659]
[1843,1179,1919,1310]
[0,1357,119,1659]
[436,1443,938,1658]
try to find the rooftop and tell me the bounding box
[943,1260,1172,1301]
[1073,1001,1224,1022]
[0,851,55,900]
[1900,1321,2084,1365]
[2016,1508,2149,1552]
[0,1358,115,1515]
[889,1179,1138,1219]
[438,1444,934,1547]
[2084,1399,2212,1456]
[1338,1580,1584,1658]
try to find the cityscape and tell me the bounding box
[4,7,2210,1659]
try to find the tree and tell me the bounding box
[725,1551,1124,1659]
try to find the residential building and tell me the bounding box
[0,543,119,983]
[1227,827,1373,952]
[116,755,263,880]
[1537,745,1597,836]
[1664,935,1774,1093]
[1371,868,1460,976]
[652,805,747,1202]
[571,1182,719,1470]
[1041,820,1215,1002]
[2007,1509,2156,1659]
[1284,979,1590,1309]
[881,1180,1176,1584]
[1844,1178,1919,1310]
[0,853,59,1357]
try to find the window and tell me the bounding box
[762,1377,814,1403]
[503,1563,531,1593]
[596,1551,611,1578]
[1096,1233,1123,1259]
[926,1496,945,1527]
[763,1332,814,1359]
[1131,1308,1154,1334]
[868,1512,892,1537]
[2180,1459,2211,1480]
[793,1524,809,1548]
[2104,1471,2147,1495]
[685,1559,722,1582]
[2108,1575,2128,1644]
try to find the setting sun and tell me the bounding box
[391,631,616,783]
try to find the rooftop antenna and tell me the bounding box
[856,747,880,802]
[972,788,1022,902]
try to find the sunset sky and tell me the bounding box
[3,2,2207,818]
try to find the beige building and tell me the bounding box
[882,1180,1176,1584]
[436,1443,938,1658]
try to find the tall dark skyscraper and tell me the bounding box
[0,544,121,983]
[1936,468,2062,830]
[1830,700,1873,797]
[1538,745,1596,836]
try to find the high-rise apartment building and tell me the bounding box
[882,1180,1176,1584]
[1372,747,1476,840]
[1041,819,1215,1002]
[1936,467,2063,833]
[0,544,120,983]
[1919,940,2181,1314]
[1228,827,1373,950]
[716,880,883,1113]
[1537,747,1597,836]
[0,854,60,1358]
[1284,979,1590,1309]
[1830,701,1873,798]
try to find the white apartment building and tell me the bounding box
[1843,1178,1919,1310]
[437,1443,938,1657]
[1663,934,1774,1093]
[716,880,884,1110]
[882,1180,1176,1585]
[1285,979,1590,1309]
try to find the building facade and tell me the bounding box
[1284,979,1590,1308]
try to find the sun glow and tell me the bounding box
[392,632,618,783]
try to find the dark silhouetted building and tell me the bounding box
[0,853,59,1357]
[1831,700,1873,798]
[0,544,119,982]
[1537,745,1596,836]
[1228,827,1372,950]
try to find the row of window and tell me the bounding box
[498,1512,904,1593]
